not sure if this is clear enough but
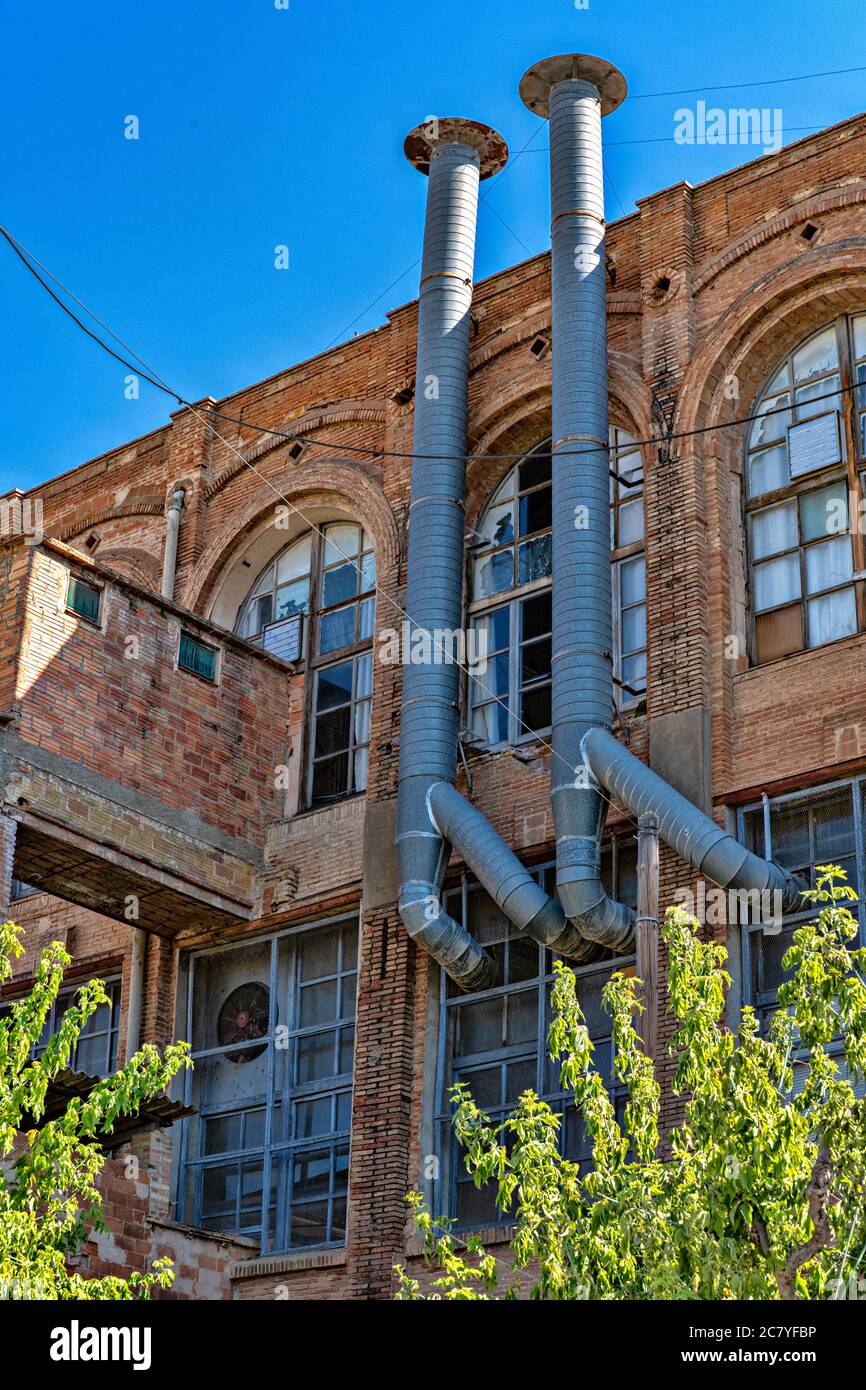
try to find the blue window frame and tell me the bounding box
[177,915,357,1253]
[0,978,121,1076]
[434,844,637,1229]
[738,778,866,1037]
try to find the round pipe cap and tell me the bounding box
[519,53,627,118]
[403,118,508,179]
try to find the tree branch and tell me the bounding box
[776,1146,837,1301]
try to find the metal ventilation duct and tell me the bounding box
[395,65,805,989]
[396,119,508,990]
[520,54,634,951]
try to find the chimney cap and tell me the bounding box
[519,53,627,118]
[403,118,508,179]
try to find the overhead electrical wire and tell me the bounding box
[2,222,859,473]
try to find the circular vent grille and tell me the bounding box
[217,982,270,1064]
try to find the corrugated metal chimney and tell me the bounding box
[396,118,508,989]
[520,55,634,949]
[520,56,804,930]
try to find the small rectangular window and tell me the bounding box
[66,575,101,624]
[178,630,219,682]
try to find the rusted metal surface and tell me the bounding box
[519,53,627,118]
[403,117,508,179]
[18,1067,194,1151]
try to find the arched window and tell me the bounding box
[468,429,645,746]
[236,521,376,806]
[745,315,866,664]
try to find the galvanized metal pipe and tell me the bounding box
[521,54,634,953]
[396,120,508,990]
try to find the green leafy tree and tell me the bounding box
[396,868,866,1301]
[0,918,191,1299]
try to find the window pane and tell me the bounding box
[474,548,513,599]
[314,707,351,757]
[617,497,644,546]
[622,604,646,655]
[204,1114,243,1155]
[67,576,100,622]
[353,698,371,749]
[276,535,312,583]
[472,651,509,705]
[353,746,368,791]
[753,554,801,612]
[294,1096,333,1139]
[360,552,376,593]
[749,393,791,449]
[323,523,361,565]
[505,989,537,1045]
[296,1031,337,1083]
[518,452,551,491]
[508,937,540,984]
[359,596,374,640]
[473,608,510,660]
[299,929,339,979]
[804,536,853,594]
[478,500,515,548]
[806,588,857,647]
[792,327,838,383]
[319,606,356,654]
[800,481,847,543]
[615,450,643,494]
[251,563,275,597]
[518,487,552,537]
[311,755,349,803]
[456,997,503,1054]
[275,578,309,620]
[459,1066,502,1110]
[795,374,841,419]
[520,592,551,641]
[853,314,866,360]
[520,683,551,734]
[316,663,353,709]
[751,501,797,560]
[755,603,803,663]
[505,1058,537,1102]
[300,980,338,1028]
[619,555,645,606]
[472,701,509,745]
[355,652,373,699]
[748,443,789,497]
[622,652,647,690]
[520,638,551,686]
[518,534,552,584]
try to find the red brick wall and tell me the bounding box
[5,113,866,1299]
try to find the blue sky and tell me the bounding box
[2,0,864,492]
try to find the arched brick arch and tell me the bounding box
[677,250,866,439]
[672,248,866,792]
[95,547,162,592]
[184,456,401,622]
[465,360,650,531]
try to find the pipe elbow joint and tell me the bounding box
[558,877,635,955]
[398,886,493,992]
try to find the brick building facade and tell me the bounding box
[3,105,866,1299]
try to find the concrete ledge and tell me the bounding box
[404,1222,516,1259]
[230,1247,347,1280]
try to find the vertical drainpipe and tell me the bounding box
[520,55,634,951]
[125,484,185,1061]
[160,486,186,602]
[396,118,508,990]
